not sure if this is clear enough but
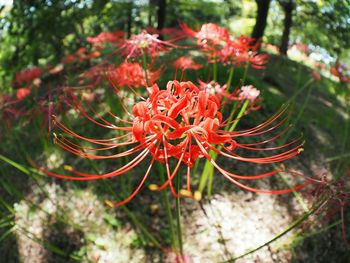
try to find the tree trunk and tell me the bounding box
[148,0,155,27]
[279,0,294,55]
[251,0,271,47]
[125,1,133,38]
[157,0,166,39]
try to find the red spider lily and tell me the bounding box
[79,63,114,85]
[198,80,228,102]
[108,62,160,87]
[228,85,261,112]
[331,60,350,83]
[87,31,124,44]
[309,172,349,245]
[172,57,202,70]
[62,54,76,64]
[181,22,229,47]
[119,30,176,59]
[14,67,43,87]
[62,47,101,64]
[34,80,312,207]
[181,22,230,60]
[145,27,184,38]
[238,85,260,103]
[220,37,268,69]
[16,87,31,101]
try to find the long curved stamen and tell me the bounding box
[232,115,289,137]
[60,133,133,151]
[186,134,193,192]
[157,137,189,194]
[238,124,293,146]
[208,141,303,164]
[31,146,150,180]
[193,134,312,193]
[109,140,162,206]
[161,135,186,197]
[94,94,134,124]
[107,75,134,117]
[222,104,289,135]
[54,118,133,146]
[54,135,154,160]
[235,134,303,151]
[68,92,120,128]
[72,100,131,130]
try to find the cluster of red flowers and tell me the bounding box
[330,60,350,83]
[109,62,160,87]
[14,66,43,86]
[62,47,101,64]
[181,23,268,68]
[87,31,124,45]
[172,56,202,71]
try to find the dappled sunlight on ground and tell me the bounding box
[183,192,295,262]
[14,183,146,263]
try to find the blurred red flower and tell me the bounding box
[172,57,202,70]
[108,62,160,87]
[87,31,124,44]
[16,87,31,101]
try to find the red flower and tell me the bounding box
[238,85,260,103]
[16,87,31,101]
[34,81,312,206]
[62,54,76,64]
[145,27,184,38]
[331,60,350,83]
[220,36,268,68]
[62,47,101,64]
[87,31,124,44]
[172,57,202,70]
[198,80,228,101]
[80,64,114,85]
[14,67,43,87]
[108,62,160,87]
[181,22,230,60]
[181,22,229,47]
[119,30,176,59]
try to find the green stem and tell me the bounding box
[228,100,249,132]
[226,66,235,92]
[222,66,235,108]
[158,163,177,248]
[213,60,217,82]
[199,100,249,195]
[285,78,313,104]
[141,50,150,86]
[326,152,350,162]
[121,204,162,249]
[280,80,315,212]
[241,63,249,87]
[175,173,184,257]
